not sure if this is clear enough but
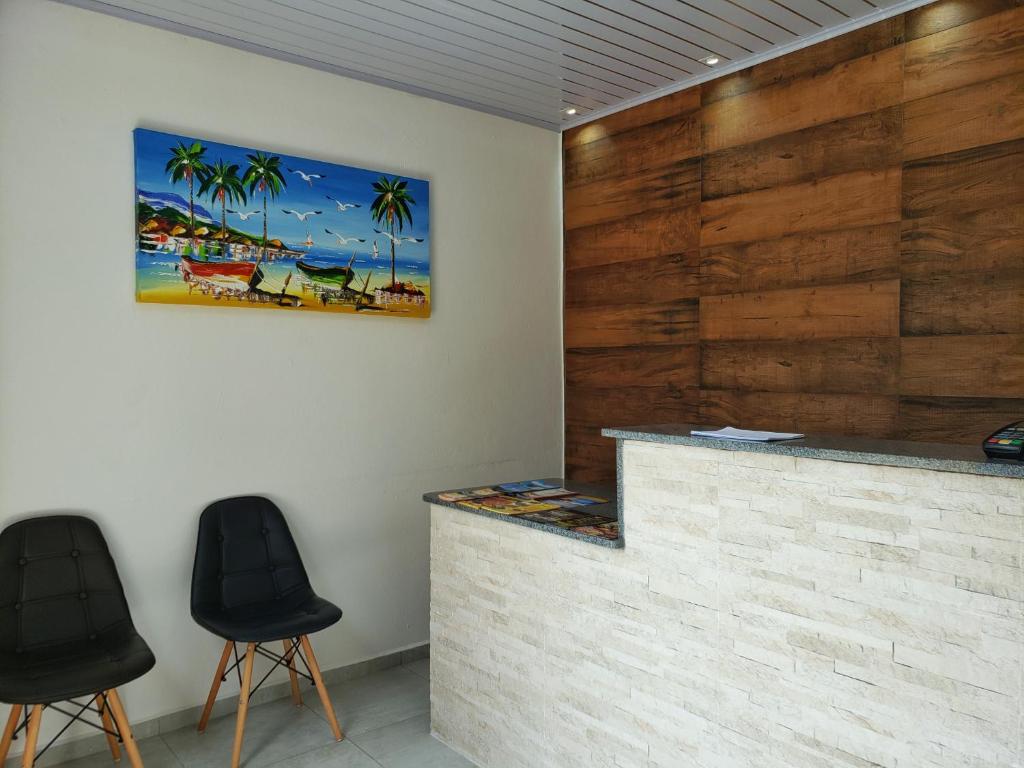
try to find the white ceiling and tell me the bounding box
[60,0,935,131]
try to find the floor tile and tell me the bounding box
[37,737,182,768]
[161,699,335,768]
[262,740,380,768]
[350,714,475,768]
[402,659,429,681]
[305,668,429,738]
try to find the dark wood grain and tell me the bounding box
[701,17,904,105]
[904,5,1024,101]
[703,107,902,200]
[901,271,1024,336]
[701,169,901,247]
[565,345,700,390]
[562,0,1024,480]
[902,139,1024,220]
[901,335,1024,397]
[564,157,700,231]
[701,223,900,296]
[699,390,900,437]
[564,300,699,349]
[900,205,1024,277]
[564,114,700,187]
[701,339,899,394]
[700,281,900,342]
[903,73,1024,161]
[564,88,701,149]
[566,252,700,307]
[565,205,700,271]
[897,396,1024,442]
[701,47,903,153]
[905,0,1020,40]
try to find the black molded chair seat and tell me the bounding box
[0,515,153,768]
[0,633,154,704]
[190,496,345,766]
[192,594,341,644]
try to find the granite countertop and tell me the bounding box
[424,478,622,549]
[603,424,1024,480]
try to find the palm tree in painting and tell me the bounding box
[370,176,415,289]
[165,141,209,236]
[198,160,247,256]
[242,152,287,263]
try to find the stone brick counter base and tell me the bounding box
[429,440,1023,768]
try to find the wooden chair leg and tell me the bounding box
[105,690,143,768]
[198,640,234,733]
[95,694,122,762]
[230,643,256,768]
[20,705,42,768]
[299,636,342,742]
[0,704,23,765]
[283,639,302,707]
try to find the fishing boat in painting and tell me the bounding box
[180,255,261,290]
[296,260,355,288]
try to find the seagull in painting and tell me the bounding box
[374,228,424,246]
[281,209,323,222]
[325,195,361,212]
[287,168,325,186]
[324,228,366,245]
[227,209,261,221]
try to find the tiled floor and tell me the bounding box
[50,660,475,768]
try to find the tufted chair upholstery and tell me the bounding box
[0,516,154,704]
[190,495,342,644]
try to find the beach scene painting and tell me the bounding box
[134,128,430,317]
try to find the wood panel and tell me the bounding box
[699,391,900,437]
[563,88,701,149]
[563,0,1024,481]
[902,139,1024,220]
[897,396,1024,442]
[565,253,700,307]
[903,73,1024,161]
[700,223,900,296]
[563,300,699,349]
[701,17,905,105]
[901,205,1024,277]
[700,281,900,342]
[901,271,1024,336]
[564,114,700,187]
[901,335,1024,397]
[904,6,1024,101]
[701,339,899,394]
[905,0,1021,40]
[564,156,700,230]
[565,345,700,390]
[702,107,902,200]
[701,46,904,153]
[700,168,901,247]
[564,206,699,271]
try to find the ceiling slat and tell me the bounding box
[114,0,569,120]
[61,0,936,130]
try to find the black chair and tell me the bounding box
[0,516,155,768]
[190,496,343,768]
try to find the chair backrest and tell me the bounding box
[191,496,313,614]
[0,515,135,655]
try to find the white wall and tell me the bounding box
[0,0,563,750]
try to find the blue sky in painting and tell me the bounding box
[133,128,429,254]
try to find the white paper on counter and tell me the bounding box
[690,426,804,442]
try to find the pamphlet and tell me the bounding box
[690,426,804,442]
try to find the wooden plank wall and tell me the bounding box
[563,0,1024,482]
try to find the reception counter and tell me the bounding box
[427,426,1024,768]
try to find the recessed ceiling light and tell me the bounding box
[701,55,720,66]
[565,108,577,116]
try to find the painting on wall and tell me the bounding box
[134,128,430,318]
